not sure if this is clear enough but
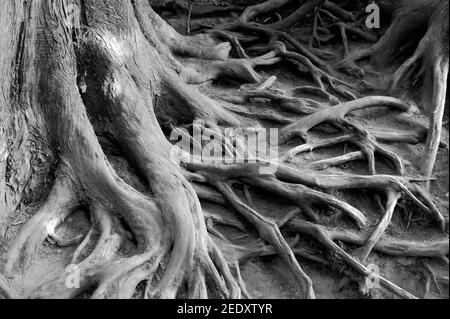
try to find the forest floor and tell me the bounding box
[0,0,448,299]
[158,0,449,299]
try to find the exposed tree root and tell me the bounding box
[338,0,449,178]
[183,174,447,298]
[357,190,401,262]
[0,0,447,300]
[279,96,411,142]
[330,22,378,58]
[206,188,448,261]
[243,175,366,227]
[293,85,340,105]
[0,273,14,299]
[183,158,446,298]
[272,42,356,99]
[185,50,281,83]
[239,0,291,24]
[281,127,421,173]
[212,181,315,298]
[5,173,80,274]
[219,88,322,115]
[143,0,231,60]
[288,219,417,299]
[1,0,248,300]
[420,56,448,178]
[277,96,414,175]
[191,0,358,99]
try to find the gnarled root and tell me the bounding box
[185,51,280,84]
[219,88,322,115]
[280,96,411,142]
[4,172,80,275]
[183,159,444,297]
[357,190,401,262]
[0,273,14,299]
[287,219,418,299]
[385,2,449,179]
[420,56,449,178]
[212,180,315,298]
[184,161,447,298]
[272,41,355,100]
[2,0,447,300]
[338,0,449,178]
[279,97,414,175]
[137,0,231,60]
[0,0,250,300]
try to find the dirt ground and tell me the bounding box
[0,0,448,299]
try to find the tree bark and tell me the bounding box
[0,0,446,299]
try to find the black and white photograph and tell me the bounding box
[0,0,448,305]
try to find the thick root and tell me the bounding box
[420,56,449,178]
[0,274,14,299]
[288,219,418,299]
[1,0,447,300]
[357,190,401,262]
[212,180,316,299]
[5,174,80,275]
[185,51,280,84]
[279,96,411,142]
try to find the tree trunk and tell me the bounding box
[0,0,249,299]
[0,0,447,299]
